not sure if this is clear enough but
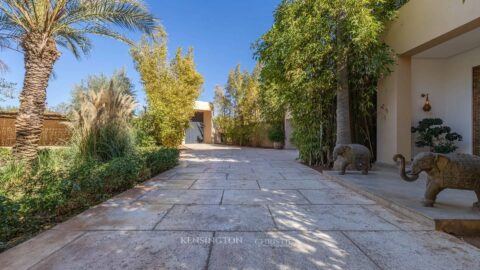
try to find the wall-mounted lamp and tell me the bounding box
[421,93,431,112]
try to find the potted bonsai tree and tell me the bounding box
[411,118,463,153]
[268,125,285,149]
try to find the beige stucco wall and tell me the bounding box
[384,0,480,56]
[377,56,412,164]
[203,110,213,144]
[377,0,480,164]
[411,46,480,155]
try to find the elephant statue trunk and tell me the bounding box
[393,154,419,182]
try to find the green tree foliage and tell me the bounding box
[214,65,264,146]
[131,30,204,147]
[0,0,156,163]
[0,78,15,102]
[255,0,408,165]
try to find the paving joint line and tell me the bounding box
[358,204,405,231]
[296,190,313,204]
[341,231,384,270]
[266,205,279,230]
[152,204,176,230]
[219,190,225,205]
[188,179,198,190]
[27,231,87,270]
[204,231,216,270]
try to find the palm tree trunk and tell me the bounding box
[13,34,60,163]
[335,23,352,146]
[333,19,352,171]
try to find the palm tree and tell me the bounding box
[335,19,351,146]
[0,0,156,163]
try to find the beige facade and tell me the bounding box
[378,0,480,164]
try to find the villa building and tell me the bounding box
[378,0,480,164]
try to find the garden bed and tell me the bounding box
[0,147,179,252]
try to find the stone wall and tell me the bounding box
[0,111,71,147]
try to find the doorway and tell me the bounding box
[185,112,204,144]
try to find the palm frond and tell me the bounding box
[0,0,157,58]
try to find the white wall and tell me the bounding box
[411,46,480,155]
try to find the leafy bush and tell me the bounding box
[268,125,285,143]
[131,30,203,147]
[213,65,264,147]
[132,114,158,148]
[0,147,178,251]
[254,0,407,165]
[412,118,463,154]
[0,148,11,165]
[140,147,179,176]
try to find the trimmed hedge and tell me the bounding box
[0,147,179,251]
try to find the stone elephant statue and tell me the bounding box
[333,144,371,175]
[394,152,480,208]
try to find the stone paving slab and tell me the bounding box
[103,185,156,203]
[208,231,380,270]
[299,189,376,205]
[53,201,172,231]
[281,171,328,180]
[2,144,479,270]
[222,189,310,204]
[190,179,259,189]
[345,230,480,270]
[270,204,400,231]
[156,205,276,231]
[227,172,285,180]
[137,189,223,204]
[170,172,227,180]
[142,179,195,189]
[364,204,432,231]
[0,230,85,270]
[258,179,329,190]
[30,231,212,270]
[167,167,208,174]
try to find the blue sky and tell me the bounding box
[0,0,280,108]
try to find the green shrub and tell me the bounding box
[268,125,285,143]
[0,149,72,250]
[0,147,179,251]
[140,147,179,176]
[68,83,137,162]
[132,114,158,148]
[0,148,11,165]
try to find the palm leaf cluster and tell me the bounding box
[67,82,137,161]
[0,0,156,58]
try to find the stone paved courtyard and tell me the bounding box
[1,144,480,269]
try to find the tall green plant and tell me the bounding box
[214,64,263,146]
[131,30,203,147]
[255,0,407,165]
[67,82,137,162]
[0,0,156,163]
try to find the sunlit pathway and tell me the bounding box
[1,144,480,269]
